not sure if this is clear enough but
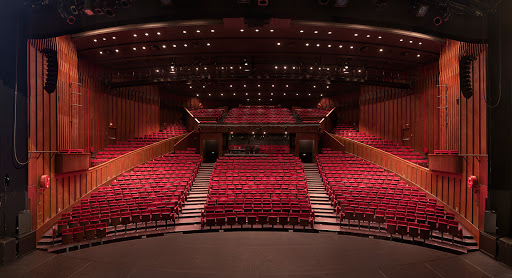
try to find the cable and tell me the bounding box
[13,15,28,166]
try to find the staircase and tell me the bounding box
[303,163,339,231]
[177,163,214,229]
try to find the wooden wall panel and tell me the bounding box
[27,36,197,233]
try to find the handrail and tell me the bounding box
[330,132,480,240]
[325,107,336,118]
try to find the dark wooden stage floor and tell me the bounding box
[1,232,511,278]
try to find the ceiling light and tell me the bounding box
[162,45,166,48]
[196,94,199,96]
[286,85,288,87]
[184,44,188,47]
[142,46,146,50]
[157,32,161,35]
[339,45,343,48]
[272,84,275,87]
[316,44,320,47]
[258,84,261,87]
[358,69,362,73]
[202,85,205,88]
[173,44,177,47]
[183,31,187,34]
[379,48,383,52]
[419,42,423,45]
[246,93,249,95]
[400,39,404,42]
[156,69,159,72]
[300,30,304,33]
[271,93,273,95]
[258,93,261,95]
[133,34,137,37]
[211,29,215,33]
[209,93,212,96]
[310,67,313,70]
[145,33,149,36]
[244,84,247,87]
[206,43,210,46]
[258,98,261,101]
[196,30,200,33]
[409,40,413,43]
[233,93,236,95]
[230,85,233,87]
[133,47,136,50]
[112,36,116,39]
[240,29,244,32]
[313,85,316,88]
[115,49,119,52]
[328,31,332,34]
[99,51,103,54]
[350,46,354,49]
[270,29,274,32]
[277,42,281,46]
[190,86,193,88]
[283,66,287,69]
[255,29,259,32]
[306,43,309,46]
[247,99,250,101]
[93,39,97,42]
[328,44,332,48]
[417,54,421,57]
[221,93,223,96]
[284,93,286,95]
[275,66,278,69]
[270,99,272,101]
[367,35,370,38]
[308,93,311,96]
[354,33,358,36]
[292,66,296,69]
[320,94,323,96]
[326,85,329,89]
[102,38,106,41]
[314,30,318,33]
[378,36,382,39]
[296,93,299,96]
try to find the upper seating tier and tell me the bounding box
[189,108,225,122]
[91,124,187,166]
[333,124,428,167]
[224,106,295,124]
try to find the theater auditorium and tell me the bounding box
[0,0,512,277]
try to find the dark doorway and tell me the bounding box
[298,140,314,163]
[204,140,219,163]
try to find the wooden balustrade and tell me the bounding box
[174,131,200,152]
[35,134,186,240]
[330,133,480,241]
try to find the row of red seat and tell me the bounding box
[224,106,295,123]
[189,108,225,122]
[202,154,314,229]
[332,124,428,167]
[295,108,330,122]
[317,150,464,243]
[91,124,187,166]
[57,151,201,246]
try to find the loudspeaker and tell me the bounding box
[459,54,476,99]
[17,210,31,236]
[40,48,58,94]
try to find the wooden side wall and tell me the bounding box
[27,36,194,232]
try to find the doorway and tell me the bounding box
[204,140,219,163]
[298,140,314,163]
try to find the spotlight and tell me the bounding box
[102,0,117,17]
[83,0,95,15]
[415,4,429,17]
[258,0,268,6]
[334,0,349,7]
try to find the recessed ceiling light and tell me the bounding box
[277,42,281,46]
[247,99,249,101]
[419,42,423,45]
[272,84,275,87]
[258,98,261,101]
[211,29,215,33]
[209,93,212,96]
[328,44,332,48]
[240,29,244,32]
[310,67,313,70]
[157,32,161,35]
[133,34,137,37]
[230,85,233,87]
[339,45,343,48]
[320,94,323,96]
[102,38,106,40]
[284,93,286,95]
[255,29,259,32]
[292,66,296,69]
[400,39,404,42]
[410,40,413,43]
[133,47,136,50]
[326,86,329,88]
[196,94,199,96]
[93,39,97,42]
[145,33,149,36]
[230,66,233,69]
[270,99,272,101]
[314,30,318,33]
[283,66,287,69]
[184,44,188,47]
[328,31,332,34]
[379,48,383,52]
[271,93,273,95]
[99,51,103,54]
[286,85,288,87]
[257,84,261,87]
[173,44,177,47]
[305,43,309,46]
[196,30,200,33]
[233,93,236,95]
[358,69,362,73]
[162,45,166,48]
[258,93,261,95]
[221,93,223,96]
[112,36,116,39]
[316,44,320,47]
[275,66,278,69]
[115,49,119,52]
[300,30,304,33]
[354,33,358,36]
[313,85,316,88]
[206,43,210,46]
[246,92,249,95]
[308,93,311,96]
[156,69,159,73]
[296,93,299,96]
[142,46,146,50]
[183,31,187,34]
[270,29,274,32]
[417,54,421,57]
[378,36,382,39]
[190,86,193,88]
[350,46,354,49]
[244,84,247,87]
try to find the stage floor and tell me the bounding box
[1,231,510,278]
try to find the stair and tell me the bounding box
[303,163,339,231]
[178,163,214,224]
